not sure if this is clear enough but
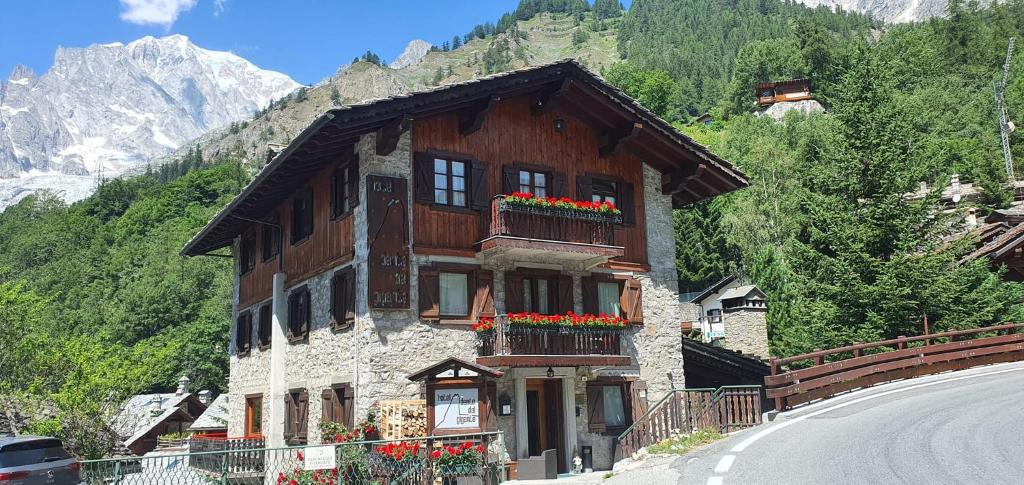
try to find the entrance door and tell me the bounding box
[525,378,566,473]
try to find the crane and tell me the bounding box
[996,37,1015,183]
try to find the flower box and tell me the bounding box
[501,193,621,221]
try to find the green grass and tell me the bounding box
[646,428,723,455]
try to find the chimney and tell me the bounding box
[150,395,163,417]
[966,207,978,228]
[198,390,213,405]
[176,375,191,396]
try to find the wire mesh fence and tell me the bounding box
[81,432,505,485]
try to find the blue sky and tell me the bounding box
[0,1,531,85]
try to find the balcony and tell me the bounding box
[476,316,632,368]
[476,195,625,263]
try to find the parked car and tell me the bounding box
[0,436,81,484]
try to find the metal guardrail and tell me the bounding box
[82,431,505,485]
[614,385,762,459]
[766,323,1024,410]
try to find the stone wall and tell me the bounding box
[723,309,770,359]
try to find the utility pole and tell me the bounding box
[996,37,1015,183]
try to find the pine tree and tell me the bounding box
[452,36,462,50]
[330,86,342,106]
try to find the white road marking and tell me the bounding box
[706,477,724,485]
[730,365,1024,453]
[714,455,736,473]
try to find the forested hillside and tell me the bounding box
[2,0,1024,453]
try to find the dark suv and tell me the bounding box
[0,436,81,484]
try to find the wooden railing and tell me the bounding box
[766,323,1024,410]
[489,196,619,246]
[615,385,762,459]
[478,317,625,357]
[188,435,266,473]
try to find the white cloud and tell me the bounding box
[119,0,198,28]
[213,0,227,15]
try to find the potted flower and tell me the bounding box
[369,441,426,482]
[502,192,621,219]
[432,441,487,485]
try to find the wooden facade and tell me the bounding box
[411,95,648,264]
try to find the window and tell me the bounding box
[235,311,252,355]
[707,308,722,325]
[586,381,634,434]
[245,395,263,436]
[284,389,308,445]
[331,267,356,330]
[506,272,573,315]
[439,272,469,316]
[261,216,281,262]
[321,384,354,429]
[258,303,272,349]
[287,286,310,342]
[332,162,359,219]
[433,159,467,207]
[591,179,617,206]
[239,231,256,275]
[522,277,550,314]
[291,189,314,244]
[597,281,621,316]
[518,170,548,198]
[602,386,627,427]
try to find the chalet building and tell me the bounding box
[685,275,769,359]
[182,60,747,471]
[755,78,812,107]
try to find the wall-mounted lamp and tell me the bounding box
[553,118,566,133]
[546,367,555,378]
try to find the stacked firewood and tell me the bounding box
[379,400,427,439]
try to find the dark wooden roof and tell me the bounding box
[182,59,748,256]
[407,357,504,382]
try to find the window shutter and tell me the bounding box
[284,395,295,441]
[629,381,648,424]
[347,160,360,210]
[586,385,606,432]
[550,171,567,198]
[471,269,495,320]
[304,192,314,238]
[296,390,309,442]
[338,385,354,428]
[418,268,440,320]
[321,389,335,423]
[582,276,598,314]
[413,153,433,203]
[470,162,489,210]
[504,272,525,314]
[301,288,311,335]
[576,175,593,201]
[556,275,574,314]
[621,278,644,324]
[619,181,635,226]
[502,165,518,194]
[343,268,356,326]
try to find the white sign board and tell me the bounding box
[434,388,479,430]
[302,445,336,471]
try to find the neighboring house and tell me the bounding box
[755,78,812,107]
[182,59,748,471]
[188,394,229,437]
[111,376,208,455]
[691,112,714,126]
[687,275,770,359]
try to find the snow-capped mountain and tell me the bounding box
[389,40,432,69]
[0,34,300,208]
[794,0,990,23]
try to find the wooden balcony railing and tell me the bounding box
[489,195,620,246]
[478,316,625,358]
[188,435,266,474]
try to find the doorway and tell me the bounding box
[525,378,566,473]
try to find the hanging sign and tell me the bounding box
[433,388,479,430]
[367,175,410,309]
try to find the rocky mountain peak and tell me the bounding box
[389,39,432,69]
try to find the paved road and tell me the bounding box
[653,361,1024,485]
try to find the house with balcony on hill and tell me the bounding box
[182,59,747,472]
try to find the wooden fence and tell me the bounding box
[766,323,1024,410]
[615,385,762,459]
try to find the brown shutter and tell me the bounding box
[618,181,635,226]
[582,276,598,314]
[502,165,518,194]
[296,390,309,442]
[472,269,495,319]
[629,381,648,424]
[550,171,567,198]
[347,160,360,210]
[284,395,295,441]
[621,277,643,324]
[586,385,606,432]
[343,268,356,326]
[470,161,489,210]
[556,275,574,314]
[576,175,593,201]
[413,152,433,203]
[321,389,335,423]
[337,385,354,428]
[302,288,311,335]
[504,271,525,314]
[419,268,440,320]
